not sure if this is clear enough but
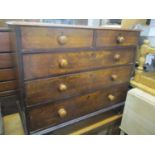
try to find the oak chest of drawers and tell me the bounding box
[8,22,140,134]
[0,28,17,115]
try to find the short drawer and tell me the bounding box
[23,48,135,80]
[0,80,17,92]
[0,53,14,69]
[96,30,139,47]
[0,69,16,81]
[25,65,132,106]
[28,83,128,132]
[0,32,11,52]
[21,27,93,50]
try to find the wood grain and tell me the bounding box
[0,32,11,52]
[0,90,17,97]
[23,49,135,80]
[28,83,128,132]
[0,80,17,92]
[25,65,132,106]
[52,109,123,135]
[0,69,16,81]
[7,23,139,134]
[0,53,14,68]
[96,29,139,47]
[21,27,93,50]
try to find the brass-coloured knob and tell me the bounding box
[111,74,117,81]
[59,59,68,68]
[58,108,67,118]
[59,83,67,91]
[116,36,125,44]
[114,54,120,61]
[57,35,68,45]
[108,94,115,101]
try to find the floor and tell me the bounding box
[3,113,24,135]
[2,112,122,135]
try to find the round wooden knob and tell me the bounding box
[108,94,115,101]
[57,35,68,45]
[59,59,68,68]
[117,36,125,44]
[114,54,120,61]
[111,74,117,81]
[59,83,67,91]
[58,108,67,118]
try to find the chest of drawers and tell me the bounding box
[0,28,17,115]
[8,22,140,134]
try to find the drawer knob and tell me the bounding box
[58,108,67,118]
[59,83,67,91]
[114,54,120,61]
[117,36,125,44]
[59,59,68,68]
[108,94,115,101]
[111,74,117,81]
[58,35,68,45]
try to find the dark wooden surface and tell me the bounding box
[96,29,139,47]
[0,29,18,116]
[0,31,11,52]
[0,53,14,68]
[23,48,135,80]
[0,80,17,92]
[7,22,139,134]
[0,69,16,81]
[52,108,123,135]
[21,27,93,49]
[25,65,132,106]
[1,95,18,115]
[31,102,124,135]
[0,90,17,97]
[28,83,128,131]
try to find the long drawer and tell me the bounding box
[0,69,16,81]
[96,29,139,47]
[25,65,132,106]
[28,83,128,132]
[21,27,93,50]
[0,31,11,52]
[0,53,14,69]
[23,48,135,80]
[0,80,17,92]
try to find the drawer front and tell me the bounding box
[0,80,17,92]
[25,65,132,106]
[0,32,11,52]
[23,49,135,80]
[96,30,139,47]
[28,84,128,132]
[0,53,14,68]
[0,69,16,81]
[21,27,93,50]
[0,90,17,97]
[52,109,122,135]
[1,95,18,115]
